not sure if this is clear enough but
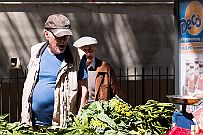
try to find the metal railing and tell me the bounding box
[118,67,175,106]
[0,67,175,122]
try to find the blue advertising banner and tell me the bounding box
[179,0,203,96]
[179,0,203,126]
[180,0,203,43]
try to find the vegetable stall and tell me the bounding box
[0,96,175,135]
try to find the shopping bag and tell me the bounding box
[166,126,191,135]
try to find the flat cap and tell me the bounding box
[73,36,97,48]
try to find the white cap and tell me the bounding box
[73,36,97,48]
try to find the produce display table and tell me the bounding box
[167,95,201,129]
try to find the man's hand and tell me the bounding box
[78,78,88,113]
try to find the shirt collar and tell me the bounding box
[87,58,96,70]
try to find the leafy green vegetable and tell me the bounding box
[0,96,175,135]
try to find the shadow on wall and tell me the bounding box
[0,4,175,77]
[0,12,45,77]
[71,12,174,74]
[0,39,9,77]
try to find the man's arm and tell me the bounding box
[78,78,88,114]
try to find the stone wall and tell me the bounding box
[0,2,175,77]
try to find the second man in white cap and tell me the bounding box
[73,36,121,103]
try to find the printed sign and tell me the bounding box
[179,0,203,125]
[180,0,203,96]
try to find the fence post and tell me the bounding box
[126,68,129,103]
[166,67,169,98]
[142,67,145,104]
[173,66,176,95]
[16,69,19,121]
[8,77,11,122]
[119,68,122,92]
[134,68,136,106]
[158,67,161,101]
[151,67,154,99]
[0,77,2,115]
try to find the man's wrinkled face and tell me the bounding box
[80,45,96,65]
[45,30,70,54]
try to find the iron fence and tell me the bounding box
[0,67,175,123]
[118,67,175,107]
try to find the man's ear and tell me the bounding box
[44,29,49,40]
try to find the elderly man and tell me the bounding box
[21,14,88,128]
[73,36,121,103]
